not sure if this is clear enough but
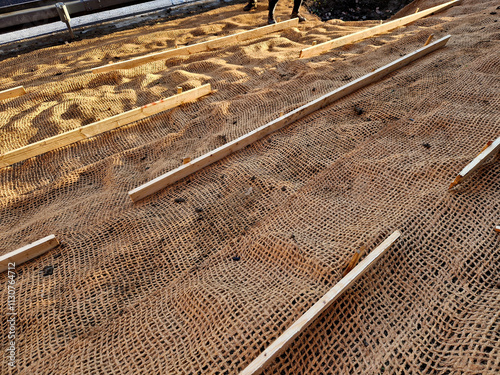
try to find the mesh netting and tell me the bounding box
[1,0,499,373]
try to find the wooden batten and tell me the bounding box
[128,36,450,202]
[0,235,59,273]
[239,230,402,375]
[299,0,459,58]
[0,84,212,168]
[92,19,299,73]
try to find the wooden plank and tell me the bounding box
[0,235,59,273]
[449,137,500,189]
[0,84,212,168]
[0,86,26,100]
[128,36,450,202]
[299,0,459,59]
[92,19,299,73]
[239,230,402,375]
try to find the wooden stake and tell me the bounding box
[449,137,500,189]
[299,0,459,59]
[424,34,434,46]
[495,226,500,233]
[128,36,450,202]
[342,245,366,277]
[92,19,299,73]
[177,87,183,94]
[182,157,191,164]
[0,86,26,100]
[239,230,402,375]
[0,84,212,168]
[0,235,59,273]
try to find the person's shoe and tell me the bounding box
[243,1,257,11]
[291,12,307,22]
[268,17,276,25]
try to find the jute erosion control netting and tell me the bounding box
[0,0,499,373]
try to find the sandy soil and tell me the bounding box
[0,0,499,373]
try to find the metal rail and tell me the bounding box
[0,0,154,32]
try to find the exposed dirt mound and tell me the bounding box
[0,0,499,374]
[305,0,414,21]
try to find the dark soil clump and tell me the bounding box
[304,0,414,21]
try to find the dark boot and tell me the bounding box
[243,1,257,11]
[268,0,278,25]
[291,12,306,22]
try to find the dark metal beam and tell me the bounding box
[0,1,59,15]
[0,0,155,32]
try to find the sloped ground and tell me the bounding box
[0,0,499,373]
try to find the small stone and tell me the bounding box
[174,197,186,203]
[195,207,203,213]
[281,186,287,191]
[422,143,431,149]
[354,106,364,115]
[232,256,240,261]
[43,266,54,276]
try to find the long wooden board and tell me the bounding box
[92,19,299,73]
[0,84,212,168]
[0,85,26,100]
[239,230,402,375]
[299,0,459,59]
[449,137,500,189]
[0,235,59,273]
[128,36,450,202]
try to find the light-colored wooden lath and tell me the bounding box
[0,84,212,168]
[239,230,402,375]
[0,86,26,100]
[449,137,500,189]
[92,19,299,73]
[299,0,459,59]
[0,235,59,273]
[128,36,450,202]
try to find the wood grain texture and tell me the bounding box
[0,86,26,100]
